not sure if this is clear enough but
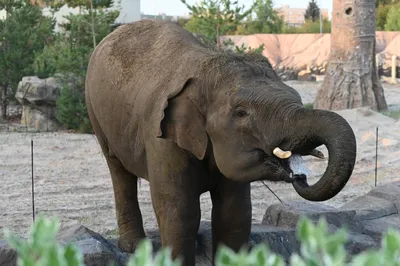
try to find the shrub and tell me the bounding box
[56,84,92,133]
[4,216,400,266]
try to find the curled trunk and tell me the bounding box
[291,108,356,201]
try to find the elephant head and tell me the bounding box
[158,52,356,202]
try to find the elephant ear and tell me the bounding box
[156,78,208,160]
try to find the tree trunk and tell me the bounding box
[314,0,388,111]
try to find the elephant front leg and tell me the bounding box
[210,178,252,263]
[150,183,201,266]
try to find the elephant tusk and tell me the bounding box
[309,149,325,159]
[273,147,292,159]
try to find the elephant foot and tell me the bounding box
[118,233,147,253]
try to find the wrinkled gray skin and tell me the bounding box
[85,20,356,266]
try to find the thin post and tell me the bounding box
[392,55,397,84]
[375,127,378,187]
[319,7,322,34]
[31,139,35,222]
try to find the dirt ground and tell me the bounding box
[1,81,400,239]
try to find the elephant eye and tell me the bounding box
[234,109,249,118]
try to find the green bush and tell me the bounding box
[56,84,92,133]
[384,6,400,31]
[33,9,119,133]
[283,19,331,34]
[4,216,400,266]
[4,216,84,266]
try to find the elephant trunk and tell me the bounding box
[290,108,357,201]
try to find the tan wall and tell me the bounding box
[223,32,400,70]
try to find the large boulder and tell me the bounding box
[15,76,62,131]
[262,201,378,255]
[0,240,16,266]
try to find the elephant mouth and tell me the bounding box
[280,154,310,183]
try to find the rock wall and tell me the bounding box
[15,76,62,131]
[223,32,400,80]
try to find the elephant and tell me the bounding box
[85,20,357,265]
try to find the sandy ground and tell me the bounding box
[1,81,400,239]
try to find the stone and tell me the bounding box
[261,201,379,255]
[297,70,316,82]
[362,215,400,241]
[57,225,129,266]
[262,200,362,233]
[340,195,398,221]
[367,181,400,202]
[15,76,62,131]
[277,69,298,81]
[249,225,299,262]
[0,240,16,266]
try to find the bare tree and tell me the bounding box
[314,0,388,111]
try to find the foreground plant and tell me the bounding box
[4,216,400,266]
[4,216,84,266]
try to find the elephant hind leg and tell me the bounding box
[105,155,146,252]
[87,101,145,252]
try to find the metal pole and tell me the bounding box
[31,139,35,222]
[319,1,322,34]
[375,127,378,187]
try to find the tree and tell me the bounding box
[33,4,119,132]
[180,0,255,47]
[236,0,284,34]
[384,6,400,30]
[304,0,320,22]
[0,0,55,121]
[376,4,392,30]
[375,0,400,30]
[314,0,388,111]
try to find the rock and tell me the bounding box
[297,70,316,81]
[277,69,298,81]
[20,105,60,132]
[261,201,379,255]
[249,225,299,262]
[57,225,129,266]
[340,195,397,221]
[367,181,400,202]
[262,200,361,232]
[15,76,62,131]
[0,240,17,266]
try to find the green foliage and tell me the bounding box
[304,103,314,109]
[180,0,255,46]
[4,216,84,266]
[42,0,115,11]
[384,6,400,31]
[127,240,181,266]
[304,0,320,22]
[376,0,400,7]
[216,243,286,266]
[291,218,348,265]
[376,4,391,30]
[381,109,400,120]
[0,0,55,119]
[6,215,400,266]
[283,19,331,34]
[34,9,119,78]
[33,6,118,133]
[56,84,92,133]
[236,0,284,34]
